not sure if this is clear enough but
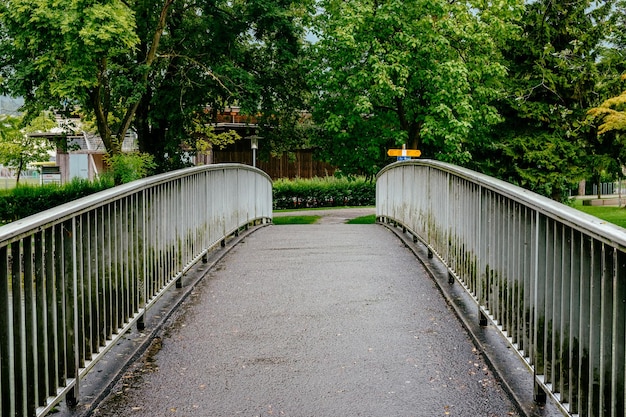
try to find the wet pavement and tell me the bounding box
[63,209,562,417]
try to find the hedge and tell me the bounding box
[0,175,376,224]
[273,177,375,210]
[0,177,114,225]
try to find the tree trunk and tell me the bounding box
[117,0,175,149]
[15,156,23,185]
[92,0,175,156]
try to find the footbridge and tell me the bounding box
[1,161,624,417]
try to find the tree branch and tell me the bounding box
[116,0,176,153]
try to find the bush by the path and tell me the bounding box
[273,177,375,210]
[0,177,114,224]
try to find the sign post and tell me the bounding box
[387,146,421,161]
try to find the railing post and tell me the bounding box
[534,378,547,404]
[0,246,9,417]
[63,219,79,407]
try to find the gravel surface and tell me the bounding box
[92,221,520,417]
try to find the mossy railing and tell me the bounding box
[0,164,272,417]
[377,160,626,417]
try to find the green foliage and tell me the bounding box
[473,0,618,200]
[131,0,314,171]
[308,0,520,177]
[0,177,114,224]
[272,176,375,210]
[0,112,56,183]
[587,76,626,135]
[190,117,241,160]
[0,0,140,153]
[103,152,156,185]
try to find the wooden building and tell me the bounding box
[210,107,335,179]
[212,138,335,179]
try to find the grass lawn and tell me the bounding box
[346,214,377,224]
[0,177,40,190]
[572,199,626,229]
[272,215,321,225]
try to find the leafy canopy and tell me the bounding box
[308,0,521,177]
[475,0,617,200]
[587,75,626,135]
[0,0,140,153]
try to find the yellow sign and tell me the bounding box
[387,149,421,157]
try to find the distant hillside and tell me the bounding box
[0,96,23,115]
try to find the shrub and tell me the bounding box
[273,176,375,210]
[0,177,114,224]
[104,152,156,185]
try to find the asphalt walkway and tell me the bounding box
[84,211,533,417]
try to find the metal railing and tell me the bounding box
[0,164,272,417]
[376,160,626,417]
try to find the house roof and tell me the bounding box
[29,115,137,154]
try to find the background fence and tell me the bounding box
[376,160,626,417]
[0,164,272,417]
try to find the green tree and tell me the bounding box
[131,0,314,170]
[588,85,626,135]
[581,1,626,197]
[476,0,617,200]
[586,74,626,196]
[104,151,156,185]
[0,0,158,155]
[0,0,313,170]
[0,112,56,183]
[308,0,520,177]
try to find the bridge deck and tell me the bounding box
[81,213,527,416]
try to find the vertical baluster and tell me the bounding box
[82,212,95,359]
[578,236,592,416]
[611,249,626,417]
[44,228,58,397]
[568,230,582,415]
[34,231,48,407]
[89,210,100,354]
[63,219,78,405]
[1,245,11,416]
[115,199,122,326]
[600,245,614,416]
[75,216,85,368]
[23,236,36,416]
[588,240,603,416]
[12,241,26,416]
[550,222,563,395]
[533,213,547,402]
[121,197,129,324]
[559,227,572,406]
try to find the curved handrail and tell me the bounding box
[377,159,626,250]
[0,163,272,242]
